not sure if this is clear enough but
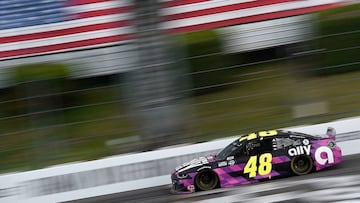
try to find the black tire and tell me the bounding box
[195,170,219,191]
[290,155,314,175]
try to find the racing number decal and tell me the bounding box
[240,130,278,142]
[258,153,272,175]
[259,130,278,137]
[244,156,257,177]
[246,133,257,141]
[244,153,272,178]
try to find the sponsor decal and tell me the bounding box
[328,141,335,148]
[228,160,236,166]
[288,145,311,156]
[227,156,234,160]
[303,139,309,145]
[187,185,195,193]
[218,160,235,167]
[315,146,334,165]
[218,161,227,167]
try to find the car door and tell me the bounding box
[213,142,253,187]
[243,138,274,180]
[225,143,249,176]
[272,137,302,176]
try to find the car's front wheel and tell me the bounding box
[195,170,219,191]
[290,155,314,175]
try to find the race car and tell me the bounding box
[171,127,342,193]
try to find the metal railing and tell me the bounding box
[0,16,359,173]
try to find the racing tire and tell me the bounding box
[290,155,314,175]
[195,170,219,191]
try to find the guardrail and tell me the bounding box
[0,117,359,203]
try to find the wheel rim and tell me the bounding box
[292,156,313,175]
[196,171,217,190]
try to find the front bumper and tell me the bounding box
[171,182,191,194]
[171,172,195,194]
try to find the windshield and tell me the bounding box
[217,139,244,160]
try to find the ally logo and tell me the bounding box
[315,146,334,165]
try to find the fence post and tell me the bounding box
[125,0,189,150]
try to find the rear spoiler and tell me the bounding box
[326,127,336,139]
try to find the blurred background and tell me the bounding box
[0,0,359,174]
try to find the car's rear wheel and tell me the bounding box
[290,155,314,175]
[195,170,219,191]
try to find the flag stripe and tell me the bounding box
[164,0,293,21]
[71,7,131,19]
[162,0,343,31]
[162,0,210,7]
[65,1,132,13]
[0,13,132,37]
[0,0,134,60]
[67,0,121,6]
[0,0,346,60]
[163,0,255,15]
[0,21,131,44]
[165,3,340,34]
[1,27,132,51]
[0,34,132,59]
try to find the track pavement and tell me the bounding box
[68,154,360,203]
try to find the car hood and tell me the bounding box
[175,155,217,173]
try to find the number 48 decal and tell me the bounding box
[244,153,272,178]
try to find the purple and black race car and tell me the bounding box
[171,128,342,193]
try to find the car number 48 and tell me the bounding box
[244,153,272,178]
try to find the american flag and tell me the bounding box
[161,0,345,33]
[0,0,344,61]
[0,0,134,60]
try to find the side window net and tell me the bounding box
[274,138,301,150]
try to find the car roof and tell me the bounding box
[235,130,321,145]
[275,130,319,139]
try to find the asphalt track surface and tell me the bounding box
[68,153,360,203]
